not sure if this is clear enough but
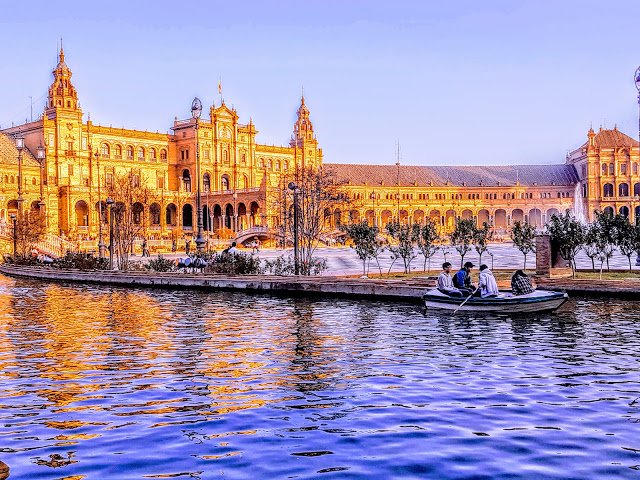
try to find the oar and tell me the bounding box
[453,287,480,314]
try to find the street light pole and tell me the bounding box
[634,66,640,264]
[36,144,46,223]
[106,197,114,269]
[288,182,300,275]
[192,97,205,252]
[15,136,24,214]
[10,213,17,257]
[96,150,106,258]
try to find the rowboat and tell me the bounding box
[423,289,568,314]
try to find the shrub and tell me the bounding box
[264,254,327,276]
[146,255,176,272]
[204,252,264,275]
[53,252,109,270]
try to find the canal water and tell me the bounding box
[0,276,639,479]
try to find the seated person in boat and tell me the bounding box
[478,264,499,298]
[453,261,476,295]
[437,262,463,297]
[511,270,534,295]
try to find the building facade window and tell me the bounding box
[603,183,614,197]
[101,143,110,157]
[619,183,629,197]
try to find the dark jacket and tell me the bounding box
[453,269,471,289]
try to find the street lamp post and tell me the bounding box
[10,213,17,257]
[192,97,205,252]
[106,197,114,269]
[635,67,640,265]
[96,150,106,258]
[36,144,46,223]
[288,182,300,275]
[233,192,238,232]
[370,191,377,227]
[15,136,24,214]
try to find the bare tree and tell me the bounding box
[271,165,350,274]
[14,211,47,258]
[105,172,158,270]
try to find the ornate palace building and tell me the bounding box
[1,49,639,250]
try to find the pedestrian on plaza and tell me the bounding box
[142,238,150,257]
[478,264,499,298]
[171,239,177,253]
[185,239,191,255]
[437,262,462,297]
[453,261,476,296]
[511,269,534,296]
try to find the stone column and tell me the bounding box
[535,234,551,276]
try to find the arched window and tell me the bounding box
[634,163,638,175]
[602,164,607,175]
[268,159,273,170]
[609,163,614,175]
[160,149,167,161]
[221,174,230,191]
[603,183,614,197]
[149,148,157,160]
[634,182,640,196]
[619,183,629,197]
[621,163,627,174]
[182,169,191,192]
[241,153,247,164]
[137,147,145,160]
[283,161,288,171]
[203,173,211,192]
[115,145,122,159]
[223,150,228,163]
[258,158,264,168]
[126,146,134,160]
[101,143,110,157]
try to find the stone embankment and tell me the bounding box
[536,277,640,298]
[1,266,637,302]
[0,265,433,304]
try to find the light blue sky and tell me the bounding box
[1,0,639,166]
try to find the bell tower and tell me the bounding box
[290,95,322,170]
[45,46,81,119]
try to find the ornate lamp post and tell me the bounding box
[635,67,640,265]
[10,213,17,257]
[191,97,205,252]
[288,182,300,275]
[15,136,24,214]
[36,144,46,221]
[106,197,115,269]
[95,150,106,258]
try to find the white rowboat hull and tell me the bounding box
[423,289,568,314]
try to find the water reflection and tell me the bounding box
[0,275,639,479]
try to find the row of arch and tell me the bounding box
[602,182,640,197]
[322,207,560,230]
[72,200,263,232]
[181,170,250,192]
[101,143,167,162]
[600,162,639,176]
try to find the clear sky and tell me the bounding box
[1,0,639,166]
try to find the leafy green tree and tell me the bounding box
[592,211,618,272]
[341,221,379,277]
[510,221,537,270]
[614,216,640,271]
[385,220,420,274]
[416,220,440,272]
[546,211,585,277]
[473,221,493,267]
[449,218,476,268]
[582,223,600,272]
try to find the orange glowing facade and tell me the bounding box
[1,50,639,250]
